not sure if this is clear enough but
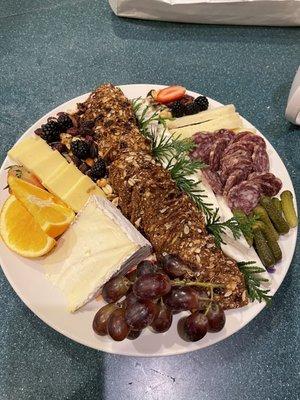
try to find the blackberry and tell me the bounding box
[193,96,209,112]
[71,140,90,159]
[89,159,107,180]
[168,101,186,118]
[41,121,60,143]
[185,103,199,116]
[57,113,73,132]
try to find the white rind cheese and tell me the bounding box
[169,113,243,138]
[44,196,152,312]
[167,104,236,130]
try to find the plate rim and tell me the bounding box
[0,84,297,357]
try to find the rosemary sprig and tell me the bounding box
[237,261,272,304]
[152,130,195,161]
[165,156,214,218]
[233,210,259,246]
[206,208,242,248]
[132,97,143,113]
[166,155,207,179]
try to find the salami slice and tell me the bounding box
[232,131,254,143]
[223,169,249,196]
[222,142,254,158]
[252,145,270,172]
[213,129,236,141]
[220,157,253,182]
[247,172,282,196]
[191,133,215,163]
[202,168,223,195]
[220,150,252,169]
[235,133,266,149]
[209,137,231,171]
[247,172,261,180]
[227,181,261,214]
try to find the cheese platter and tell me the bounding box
[0,84,297,356]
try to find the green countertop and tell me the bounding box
[0,1,299,399]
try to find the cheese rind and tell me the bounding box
[167,104,236,129]
[170,113,243,138]
[44,196,152,312]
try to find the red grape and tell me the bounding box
[137,260,159,277]
[127,330,142,340]
[107,308,130,341]
[160,254,192,277]
[102,276,131,303]
[126,268,138,283]
[177,317,190,342]
[125,300,158,330]
[93,303,118,336]
[206,302,226,332]
[150,303,172,333]
[178,312,208,342]
[133,273,171,300]
[123,291,139,308]
[163,286,199,311]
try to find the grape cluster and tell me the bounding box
[92,255,226,343]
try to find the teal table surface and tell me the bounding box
[0,1,299,399]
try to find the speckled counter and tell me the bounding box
[0,1,299,399]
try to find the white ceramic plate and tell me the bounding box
[0,85,297,356]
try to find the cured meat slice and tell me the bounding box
[252,146,270,172]
[247,172,282,196]
[202,168,224,194]
[234,133,266,149]
[190,133,215,163]
[223,169,249,196]
[222,142,254,158]
[231,131,253,143]
[220,150,252,170]
[227,181,261,214]
[209,137,231,171]
[213,129,236,141]
[220,157,253,182]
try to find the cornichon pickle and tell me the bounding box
[259,196,290,235]
[280,190,298,228]
[253,221,282,263]
[253,205,279,241]
[252,226,275,268]
[272,197,282,214]
[233,209,253,246]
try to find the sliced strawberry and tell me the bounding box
[156,86,186,104]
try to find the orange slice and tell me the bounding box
[0,195,56,258]
[8,176,75,238]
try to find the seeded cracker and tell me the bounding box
[76,84,248,310]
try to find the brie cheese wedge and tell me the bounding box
[43,196,152,312]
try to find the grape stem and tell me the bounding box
[171,280,224,289]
